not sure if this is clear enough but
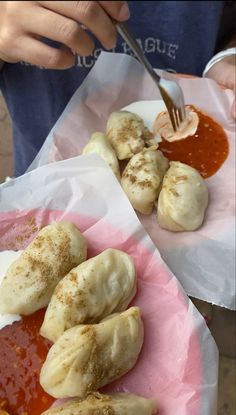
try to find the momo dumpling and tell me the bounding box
[82,132,120,180]
[106,111,154,160]
[0,222,87,315]
[157,161,208,231]
[40,307,144,398]
[40,248,136,342]
[121,147,169,214]
[154,105,199,142]
[42,393,157,414]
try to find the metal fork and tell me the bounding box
[115,22,186,132]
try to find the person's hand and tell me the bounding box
[0,1,130,69]
[205,55,236,119]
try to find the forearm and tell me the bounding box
[203,31,236,79]
[204,33,236,118]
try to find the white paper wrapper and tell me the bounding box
[28,52,235,310]
[0,154,218,415]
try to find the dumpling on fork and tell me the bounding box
[42,393,158,414]
[40,248,136,343]
[153,105,199,142]
[0,222,87,315]
[106,111,154,160]
[40,307,144,399]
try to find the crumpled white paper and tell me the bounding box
[28,52,235,310]
[0,154,218,415]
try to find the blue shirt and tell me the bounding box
[0,1,234,176]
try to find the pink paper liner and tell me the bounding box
[0,208,202,415]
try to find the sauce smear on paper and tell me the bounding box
[159,105,229,178]
[0,309,54,414]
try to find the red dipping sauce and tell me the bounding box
[0,309,54,414]
[159,105,229,178]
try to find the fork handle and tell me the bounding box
[115,22,161,84]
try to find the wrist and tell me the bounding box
[202,47,236,77]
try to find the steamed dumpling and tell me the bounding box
[82,132,120,180]
[40,248,136,342]
[40,307,144,398]
[157,161,208,231]
[42,393,157,414]
[121,147,169,214]
[106,111,154,160]
[0,222,87,315]
[153,105,199,142]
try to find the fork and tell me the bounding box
[115,22,186,132]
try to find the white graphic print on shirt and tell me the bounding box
[20,37,179,72]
